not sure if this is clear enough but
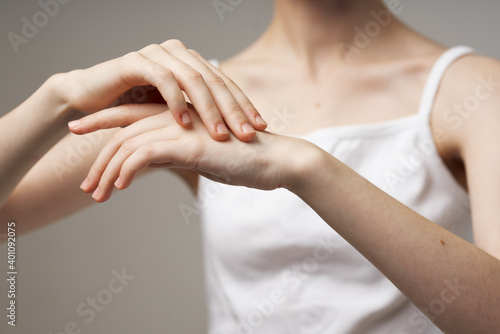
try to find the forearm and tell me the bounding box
[289,148,500,333]
[0,74,79,208]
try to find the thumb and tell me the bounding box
[68,103,167,135]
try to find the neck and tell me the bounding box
[259,0,405,71]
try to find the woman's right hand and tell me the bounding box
[60,39,267,141]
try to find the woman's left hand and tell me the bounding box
[71,104,318,202]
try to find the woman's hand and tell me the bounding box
[60,39,267,141]
[70,104,319,202]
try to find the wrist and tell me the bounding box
[41,73,81,125]
[283,139,333,194]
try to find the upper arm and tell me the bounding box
[436,55,500,259]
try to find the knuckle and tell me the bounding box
[80,113,96,125]
[100,118,114,129]
[185,70,203,83]
[89,115,110,129]
[163,39,185,49]
[86,165,98,179]
[121,158,139,177]
[120,161,132,176]
[123,109,139,125]
[187,48,201,57]
[118,52,141,83]
[47,72,66,88]
[168,92,187,112]
[139,143,155,158]
[88,159,106,178]
[120,103,135,115]
[224,103,246,121]
[120,139,137,153]
[155,67,174,82]
[139,43,162,54]
[100,168,113,182]
[171,90,186,103]
[241,101,258,113]
[120,51,140,67]
[228,105,244,117]
[206,74,226,87]
[200,103,221,118]
[110,130,126,144]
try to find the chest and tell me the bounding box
[225,63,467,189]
[233,65,428,136]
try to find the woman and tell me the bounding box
[2,0,499,332]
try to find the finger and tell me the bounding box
[163,44,257,141]
[162,42,259,141]
[81,52,187,121]
[91,128,179,202]
[122,50,190,122]
[189,50,268,131]
[81,112,174,193]
[68,103,167,135]
[138,43,229,141]
[115,141,186,191]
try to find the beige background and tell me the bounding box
[1,0,499,333]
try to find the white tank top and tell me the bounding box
[200,46,474,334]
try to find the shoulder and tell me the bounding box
[432,53,500,157]
[439,53,500,103]
[432,53,500,255]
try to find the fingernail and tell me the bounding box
[114,177,122,188]
[92,187,100,199]
[255,116,267,126]
[242,123,255,133]
[216,123,229,135]
[181,112,191,124]
[68,120,80,129]
[80,178,88,190]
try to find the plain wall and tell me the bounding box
[0,1,499,333]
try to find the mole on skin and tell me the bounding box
[440,240,446,246]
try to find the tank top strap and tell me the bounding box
[417,46,476,118]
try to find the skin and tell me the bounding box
[0,39,266,236]
[1,0,500,332]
